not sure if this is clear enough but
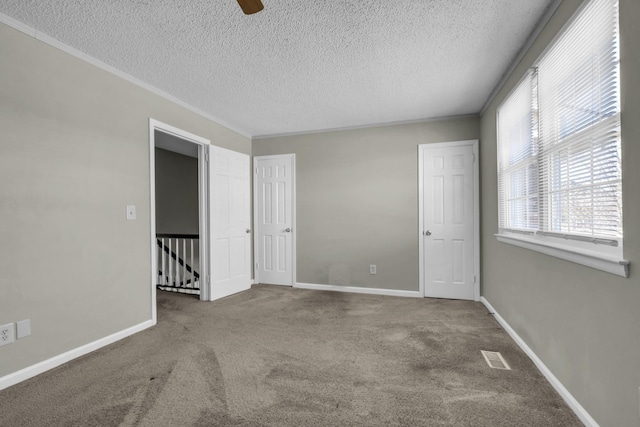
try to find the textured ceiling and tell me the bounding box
[0,1,554,137]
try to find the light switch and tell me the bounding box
[126,205,136,220]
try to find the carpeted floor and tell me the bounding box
[0,285,581,426]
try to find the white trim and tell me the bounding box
[252,154,297,287]
[149,119,211,309]
[0,320,153,391]
[418,145,425,297]
[252,155,259,286]
[419,139,480,150]
[198,145,210,301]
[480,297,600,427]
[150,119,210,146]
[495,233,629,278]
[251,114,479,140]
[418,140,481,301]
[472,141,481,301]
[0,13,250,139]
[149,121,157,324]
[290,155,298,288]
[295,282,421,298]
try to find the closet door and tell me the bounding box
[420,141,479,301]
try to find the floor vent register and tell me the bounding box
[481,350,511,370]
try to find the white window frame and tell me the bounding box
[495,0,629,277]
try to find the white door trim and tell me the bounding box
[149,119,210,324]
[418,139,480,301]
[252,154,296,286]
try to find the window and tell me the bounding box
[496,0,628,277]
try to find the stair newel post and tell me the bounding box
[183,238,187,287]
[168,238,173,287]
[175,238,180,288]
[175,238,179,287]
[161,238,166,285]
[190,239,195,289]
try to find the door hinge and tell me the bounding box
[474,275,477,284]
[472,153,475,163]
[205,152,209,162]
[207,275,210,284]
[255,167,259,174]
[255,262,259,270]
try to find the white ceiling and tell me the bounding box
[0,1,554,138]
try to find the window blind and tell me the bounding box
[497,71,537,232]
[537,0,621,240]
[497,0,622,245]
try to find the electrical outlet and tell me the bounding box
[370,264,377,275]
[126,205,136,220]
[0,323,15,346]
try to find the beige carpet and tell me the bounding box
[0,285,581,426]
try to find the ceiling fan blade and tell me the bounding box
[237,0,264,15]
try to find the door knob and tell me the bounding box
[285,228,291,232]
[246,229,251,233]
[424,230,432,236]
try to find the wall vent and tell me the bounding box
[481,350,511,370]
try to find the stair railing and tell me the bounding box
[156,234,200,294]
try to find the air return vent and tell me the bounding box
[481,350,511,370]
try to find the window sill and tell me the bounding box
[495,233,629,278]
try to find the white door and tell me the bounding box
[254,155,295,286]
[208,145,251,300]
[420,141,478,300]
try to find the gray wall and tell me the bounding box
[479,0,640,425]
[3,1,637,423]
[253,117,480,291]
[0,22,250,378]
[155,148,198,235]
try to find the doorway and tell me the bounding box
[253,154,296,286]
[149,119,209,324]
[418,140,480,301]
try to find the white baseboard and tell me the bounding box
[295,282,421,298]
[0,320,154,391]
[480,297,599,427]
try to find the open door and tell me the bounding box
[208,145,252,300]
